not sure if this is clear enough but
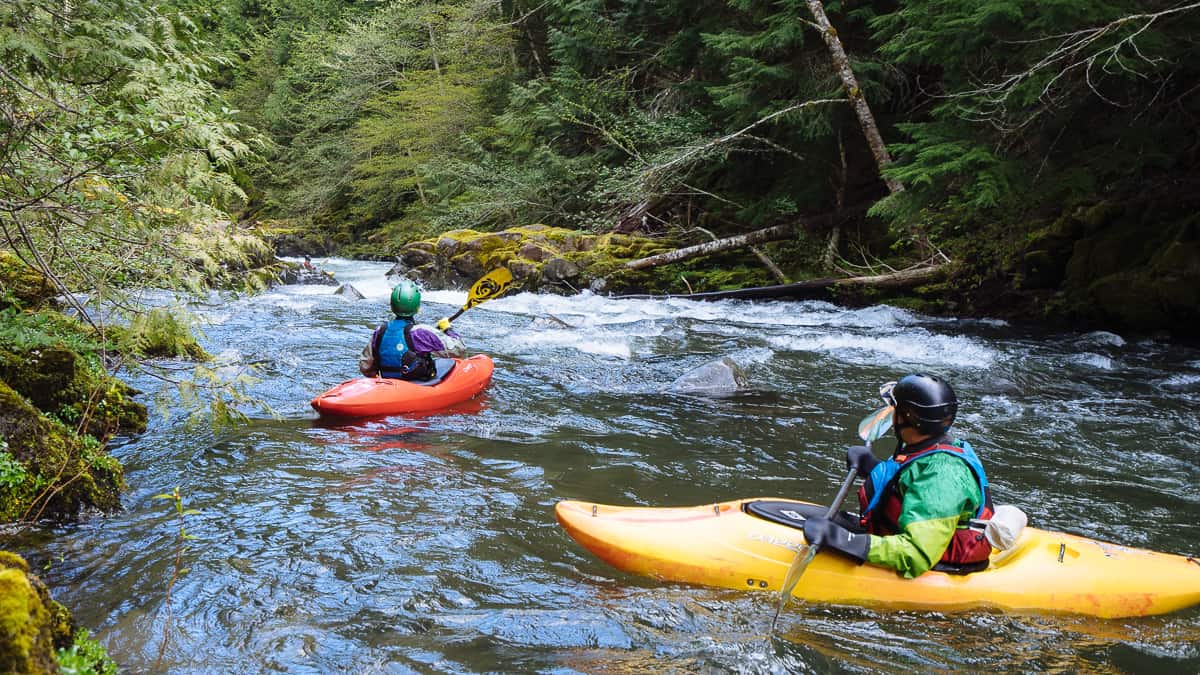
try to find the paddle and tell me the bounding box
[769,404,894,633]
[436,267,514,329]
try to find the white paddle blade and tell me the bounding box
[858,405,894,443]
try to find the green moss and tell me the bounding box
[0,382,124,523]
[0,252,56,311]
[0,564,57,674]
[0,343,148,441]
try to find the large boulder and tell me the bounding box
[0,344,147,443]
[0,381,125,522]
[1060,205,1200,330]
[0,252,56,311]
[386,225,678,294]
[667,357,749,396]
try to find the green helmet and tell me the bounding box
[389,280,421,317]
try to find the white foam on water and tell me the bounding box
[498,329,634,359]
[730,346,775,366]
[767,330,997,368]
[1068,353,1114,370]
[1156,373,1200,391]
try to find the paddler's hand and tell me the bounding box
[436,317,451,331]
[845,445,879,478]
[803,516,869,564]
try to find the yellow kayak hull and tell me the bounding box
[556,498,1200,618]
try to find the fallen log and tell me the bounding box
[621,206,869,272]
[613,264,947,301]
[625,224,793,270]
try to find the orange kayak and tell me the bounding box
[311,355,494,417]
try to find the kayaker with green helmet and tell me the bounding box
[803,374,995,578]
[359,280,465,380]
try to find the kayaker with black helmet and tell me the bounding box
[802,374,994,578]
[359,280,465,380]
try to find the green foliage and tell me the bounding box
[124,308,209,360]
[870,0,1200,223]
[0,309,102,357]
[872,122,1023,223]
[56,629,118,675]
[1,0,255,306]
[0,442,28,490]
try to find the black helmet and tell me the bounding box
[881,374,957,436]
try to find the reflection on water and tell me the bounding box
[5,257,1199,672]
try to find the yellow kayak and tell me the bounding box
[556,498,1200,618]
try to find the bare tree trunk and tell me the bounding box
[822,129,847,271]
[427,22,441,76]
[625,224,794,270]
[750,246,789,284]
[804,0,903,195]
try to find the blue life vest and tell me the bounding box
[861,439,990,518]
[857,438,995,567]
[377,318,414,378]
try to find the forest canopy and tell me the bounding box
[4,0,1199,326]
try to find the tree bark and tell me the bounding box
[624,224,794,270]
[750,246,789,284]
[804,0,903,195]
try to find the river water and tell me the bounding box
[11,258,1200,672]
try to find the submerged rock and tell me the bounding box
[280,264,338,286]
[334,283,365,300]
[667,357,749,396]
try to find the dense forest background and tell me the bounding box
[4,0,1200,330]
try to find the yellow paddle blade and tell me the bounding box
[463,267,513,310]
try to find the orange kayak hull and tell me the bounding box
[311,355,494,417]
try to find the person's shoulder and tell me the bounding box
[906,451,974,479]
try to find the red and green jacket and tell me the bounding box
[857,437,993,578]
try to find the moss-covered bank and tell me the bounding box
[386,224,783,295]
[0,552,116,674]
[1,224,287,669]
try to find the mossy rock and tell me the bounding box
[0,381,124,522]
[0,252,56,311]
[0,345,147,441]
[0,552,75,674]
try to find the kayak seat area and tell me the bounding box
[412,358,457,387]
[743,500,864,533]
[744,500,990,575]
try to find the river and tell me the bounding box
[12,257,1200,672]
